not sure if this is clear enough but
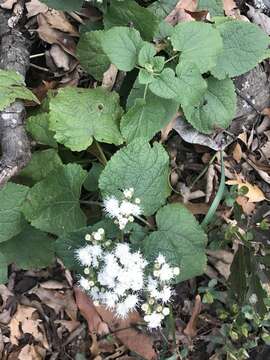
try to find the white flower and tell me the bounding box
[124,294,139,311]
[144,312,164,328]
[159,286,173,303]
[93,232,102,241]
[76,246,92,266]
[97,228,105,235]
[79,276,90,291]
[173,267,180,276]
[116,294,139,318]
[90,245,103,267]
[156,254,166,265]
[102,291,119,309]
[162,307,170,316]
[85,233,91,241]
[118,216,129,230]
[123,188,134,199]
[159,263,174,282]
[104,197,120,218]
[249,294,258,304]
[115,243,131,261]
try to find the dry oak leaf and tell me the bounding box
[18,344,46,360]
[236,196,256,215]
[183,295,202,338]
[26,0,48,17]
[74,287,156,360]
[226,179,265,202]
[30,285,77,321]
[9,305,48,348]
[232,143,242,163]
[0,0,17,9]
[41,9,79,36]
[165,0,197,25]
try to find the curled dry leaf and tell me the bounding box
[165,0,197,24]
[37,14,77,56]
[49,44,71,71]
[26,0,48,17]
[183,295,202,338]
[30,285,77,320]
[18,344,46,360]
[41,9,79,36]
[102,64,118,91]
[232,143,242,163]
[236,196,256,215]
[226,179,265,202]
[0,0,17,10]
[74,288,156,360]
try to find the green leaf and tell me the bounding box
[138,43,156,67]
[39,0,83,11]
[26,112,57,148]
[148,0,178,18]
[0,226,54,270]
[23,164,87,235]
[138,69,154,85]
[198,0,223,16]
[120,94,178,143]
[149,64,206,106]
[211,20,270,79]
[171,22,223,73]
[0,70,39,111]
[0,183,28,243]
[99,138,171,216]
[84,163,104,192]
[49,87,123,151]
[55,219,119,272]
[183,76,236,134]
[0,253,8,284]
[175,62,207,107]
[76,31,110,81]
[102,26,143,71]
[142,203,207,282]
[19,149,62,184]
[103,0,159,41]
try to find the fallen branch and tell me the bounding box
[0,0,31,187]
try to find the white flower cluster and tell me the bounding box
[103,188,142,230]
[142,254,180,328]
[76,229,180,329]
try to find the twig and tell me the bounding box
[0,1,31,187]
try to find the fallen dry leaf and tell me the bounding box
[183,295,202,337]
[49,44,71,71]
[74,287,109,335]
[165,0,197,24]
[55,319,80,333]
[26,0,48,17]
[18,344,46,360]
[247,4,270,35]
[30,285,77,320]
[102,64,118,91]
[96,306,157,360]
[160,114,178,143]
[0,0,17,9]
[41,9,79,36]
[37,14,77,56]
[9,305,48,349]
[236,196,256,215]
[232,143,242,163]
[205,164,215,203]
[226,179,265,202]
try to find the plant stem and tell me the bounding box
[80,200,102,206]
[143,84,148,100]
[164,54,179,64]
[135,215,154,229]
[95,140,107,166]
[190,152,217,190]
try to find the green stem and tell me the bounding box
[164,54,179,64]
[190,152,217,190]
[135,215,154,229]
[143,84,148,100]
[80,200,102,206]
[95,140,107,166]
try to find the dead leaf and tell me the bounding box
[96,306,157,360]
[74,287,109,335]
[18,344,46,360]
[31,80,58,103]
[1,0,17,9]
[55,319,80,333]
[9,305,48,348]
[183,295,202,337]
[205,164,215,203]
[160,114,178,142]
[37,14,77,56]
[184,202,209,215]
[173,117,233,150]
[232,143,242,163]
[49,44,71,71]
[226,179,265,202]
[102,64,118,91]
[206,250,234,264]
[261,107,270,117]
[30,285,77,320]
[41,9,79,36]
[236,196,256,215]
[165,0,197,24]
[247,5,270,35]
[26,0,48,17]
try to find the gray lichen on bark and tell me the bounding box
[0,0,31,187]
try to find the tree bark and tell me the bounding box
[0,0,31,187]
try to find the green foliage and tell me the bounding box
[0,183,28,243]
[49,87,123,151]
[198,0,223,16]
[183,77,236,134]
[102,27,143,71]
[211,20,270,79]
[143,204,207,281]
[0,226,54,281]
[171,22,223,73]
[99,138,171,216]
[103,0,159,41]
[26,112,57,148]
[39,0,83,11]
[84,163,104,192]
[23,164,87,235]
[76,31,110,81]
[0,70,39,111]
